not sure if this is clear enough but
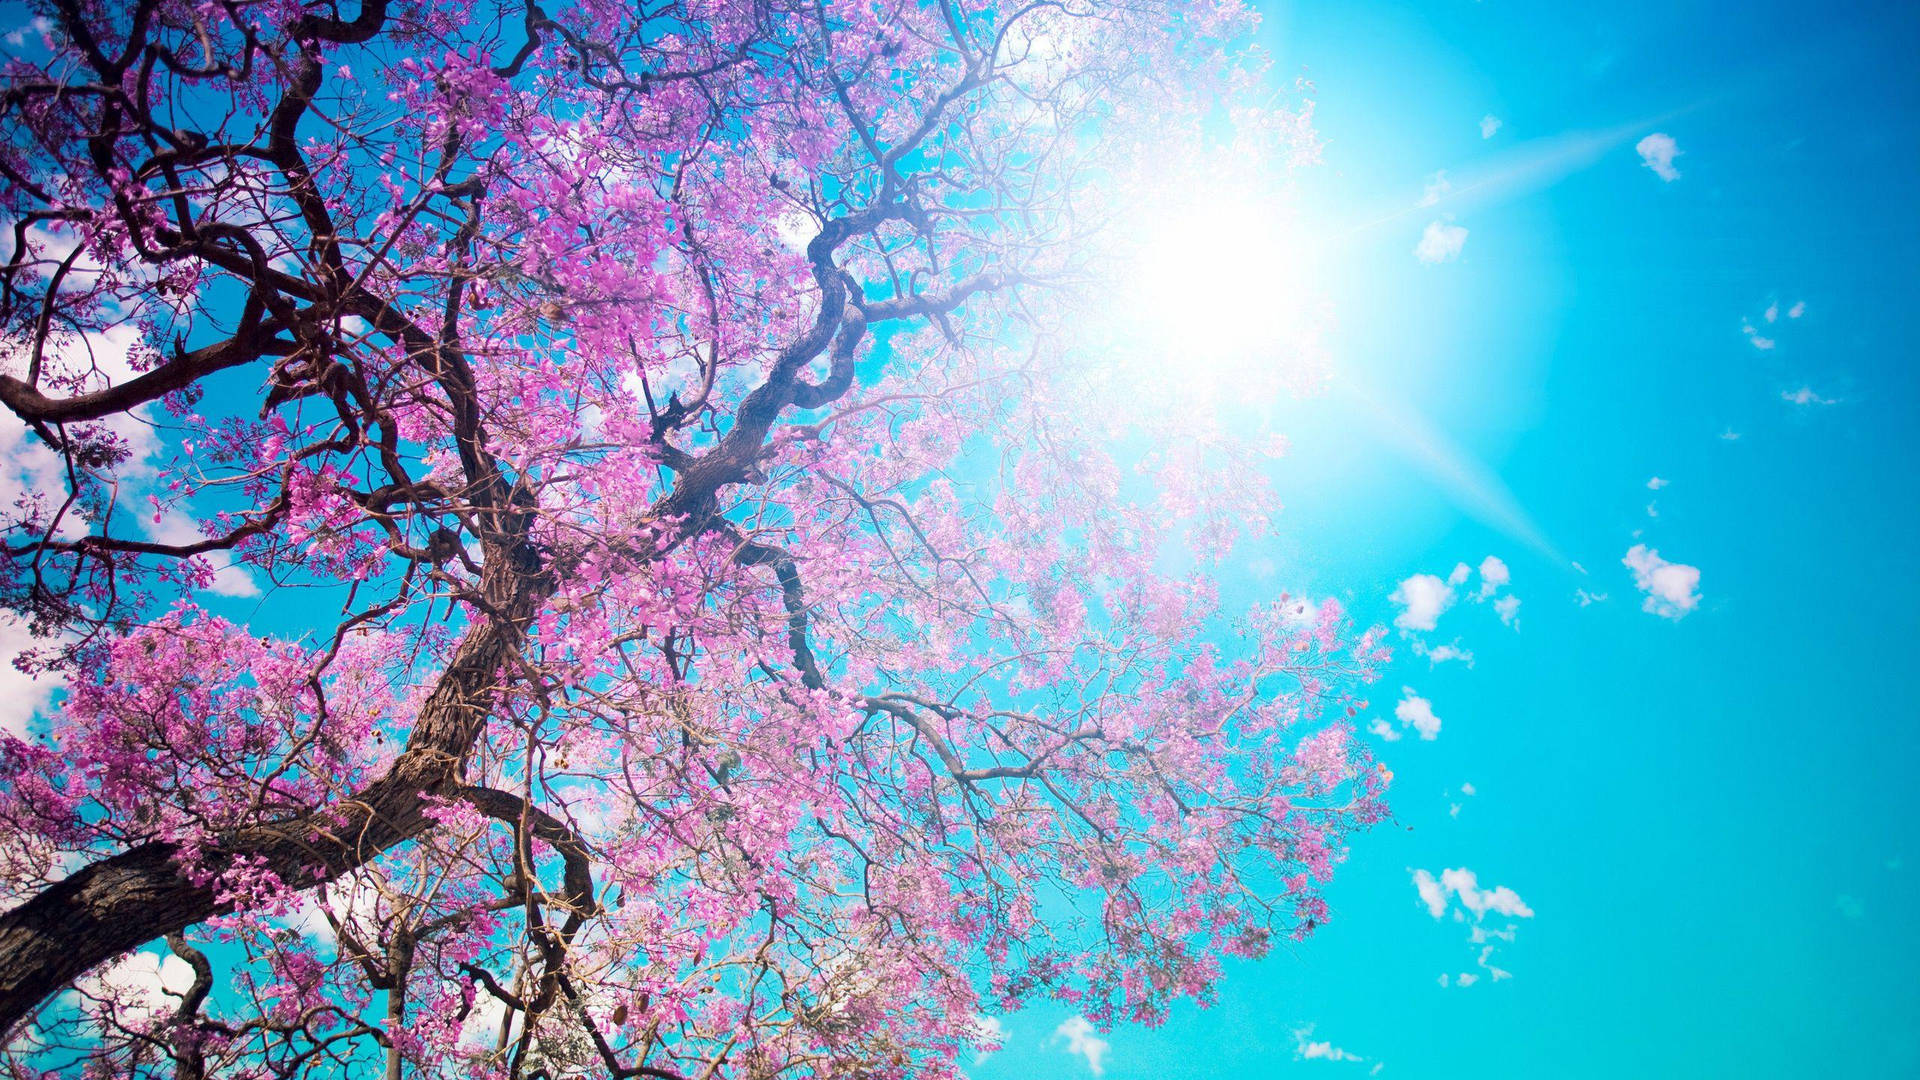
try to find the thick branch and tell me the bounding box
[0,333,293,425]
[0,540,555,1037]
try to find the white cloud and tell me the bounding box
[1469,924,1515,945]
[1412,870,1448,919]
[1367,716,1402,743]
[1646,476,1668,490]
[1742,320,1775,350]
[1390,573,1455,632]
[1788,301,1806,319]
[1414,867,1534,922]
[1420,641,1474,666]
[1574,588,1608,607]
[1479,114,1502,139]
[1623,544,1701,620]
[1646,501,1659,519]
[460,991,515,1049]
[1395,689,1441,741]
[0,418,73,539]
[1719,428,1742,441]
[1476,555,1509,599]
[75,948,195,1017]
[1460,782,1476,796]
[1294,1024,1365,1063]
[972,1015,1008,1061]
[0,325,243,622]
[1054,1016,1110,1076]
[1781,386,1837,406]
[1446,562,1471,587]
[4,16,52,48]
[1492,595,1521,628]
[281,872,387,948]
[3,325,161,528]
[1419,170,1452,208]
[0,616,63,738]
[148,510,260,597]
[1764,301,1779,324]
[1636,133,1681,181]
[1415,220,1469,263]
[1439,868,1534,919]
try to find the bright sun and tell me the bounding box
[1114,186,1328,391]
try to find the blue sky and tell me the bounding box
[976,0,1920,1076]
[1,1,1912,1074]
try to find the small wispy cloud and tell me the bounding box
[1475,555,1510,599]
[1763,299,1809,322]
[1493,594,1521,627]
[1294,1024,1367,1064]
[0,616,62,738]
[1636,132,1681,181]
[1448,782,1475,820]
[1390,557,1516,672]
[1423,868,1532,920]
[1420,641,1474,667]
[971,1016,1008,1063]
[1419,170,1453,207]
[74,948,197,1019]
[1417,869,1534,986]
[1415,219,1469,263]
[1395,688,1442,741]
[1466,555,1520,627]
[1053,1017,1110,1076]
[1391,573,1455,632]
[1479,114,1503,139]
[1781,386,1837,406]
[3,17,52,49]
[1623,544,1701,620]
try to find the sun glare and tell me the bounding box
[1114,188,1328,391]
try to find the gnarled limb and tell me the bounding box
[0,539,555,1037]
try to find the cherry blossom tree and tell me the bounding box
[0,0,1388,1076]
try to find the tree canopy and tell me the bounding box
[0,0,1387,1075]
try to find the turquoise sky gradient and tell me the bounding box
[976,0,1920,1076]
[3,1,1911,1074]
